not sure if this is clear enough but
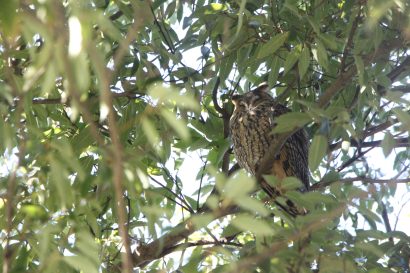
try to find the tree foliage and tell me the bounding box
[1,0,410,272]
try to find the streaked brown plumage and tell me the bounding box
[229,84,309,213]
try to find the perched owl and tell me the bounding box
[229,84,309,213]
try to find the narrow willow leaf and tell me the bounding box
[392,108,410,130]
[381,131,395,157]
[224,171,255,200]
[160,109,190,141]
[141,118,160,150]
[191,214,214,229]
[355,55,365,86]
[257,32,289,59]
[298,46,310,79]
[315,39,328,70]
[268,56,281,86]
[283,49,300,75]
[238,196,270,216]
[231,214,273,236]
[272,112,311,133]
[64,256,98,273]
[309,134,327,172]
[281,177,303,191]
[148,83,200,111]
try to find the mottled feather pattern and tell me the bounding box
[230,85,310,199]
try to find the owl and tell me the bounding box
[229,84,310,213]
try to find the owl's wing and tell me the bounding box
[271,104,310,190]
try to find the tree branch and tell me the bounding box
[31,92,144,105]
[132,204,238,268]
[329,136,409,151]
[311,176,410,190]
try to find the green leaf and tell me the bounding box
[160,109,190,141]
[237,196,270,216]
[381,132,395,157]
[268,56,281,86]
[315,39,329,70]
[0,0,17,35]
[272,112,312,133]
[231,214,273,236]
[392,108,410,130]
[223,171,255,200]
[283,49,300,75]
[257,32,289,59]
[148,83,200,111]
[64,256,98,273]
[298,46,310,79]
[141,118,161,152]
[71,126,94,153]
[355,55,365,86]
[281,177,302,191]
[309,134,327,172]
[191,214,214,229]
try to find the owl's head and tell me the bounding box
[231,84,275,112]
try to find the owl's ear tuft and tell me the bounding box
[253,83,270,93]
[231,94,242,105]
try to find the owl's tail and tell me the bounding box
[260,179,308,217]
